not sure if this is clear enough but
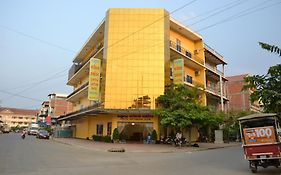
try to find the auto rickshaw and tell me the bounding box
[238,113,281,173]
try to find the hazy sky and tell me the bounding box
[0,0,280,109]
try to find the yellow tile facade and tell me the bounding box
[63,8,227,141]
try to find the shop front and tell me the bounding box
[114,114,159,142]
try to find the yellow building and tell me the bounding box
[59,8,227,141]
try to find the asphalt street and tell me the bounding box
[0,133,280,175]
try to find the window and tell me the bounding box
[170,67,173,77]
[185,51,192,58]
[107,122,112,135]
[96,124,103,135]
[176,39,181,52]
[185,75,193,84]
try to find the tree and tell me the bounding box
[155,84,223,146]
[259,42,281,56]
[244,64,281,114]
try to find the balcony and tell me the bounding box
[206,84,227,98]
[204,43,224,62]
[205,64,223,76]
[68,45,103,85]
[67,82,89,102]
[184,75,204,88]
[170,40,204,65]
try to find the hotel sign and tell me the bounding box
[173,58,184,84]
[88,58,101,101]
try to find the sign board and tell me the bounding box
[88,58,101,101]
[173,59,184,84]
[243,126,276,145]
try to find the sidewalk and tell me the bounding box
[52,137,241,153]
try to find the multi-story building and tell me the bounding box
[48,93,73,124]
[226,74,261,112]
[59,8,227,141]
[204,44,228,111]
[0,107,37,128]
[38,101,49,125]
[38,93,73,125]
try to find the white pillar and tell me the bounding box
[220,75,224,111]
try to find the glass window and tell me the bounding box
[107,122,112,135]
[176,39,181,52]
[96,124,103,135]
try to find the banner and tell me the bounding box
[243,126,276,145]
[88,58,101,101]
[173,59,184,84]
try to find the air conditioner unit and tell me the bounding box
[194,49,200,54]
[195,70,200,76]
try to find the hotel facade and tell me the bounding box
[59,9,228,141]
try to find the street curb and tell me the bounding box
[51,138,241,153]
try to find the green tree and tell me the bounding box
[244,64,281,114]
[259,42,281,56]
[155,84,223,146]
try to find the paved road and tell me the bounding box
[0,133,280,175]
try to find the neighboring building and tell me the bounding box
[59,8,228,141]
[0,107,37,128]
[226,74,261,112]
[204,44,228,111]
[38,93,73,126]
[37,101,49,125]
[48,93,73,125]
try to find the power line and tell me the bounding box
[189,0,248,26]
[0,25,76,54]
[181,0,244,22]
[0,0,199,105]
[0,90,42,102]
[197,0,281,32]
[105,0,199,51]
[1,69,67,102]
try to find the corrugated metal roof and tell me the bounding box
[238,113,278,121]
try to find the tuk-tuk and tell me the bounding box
[238,113,281,173]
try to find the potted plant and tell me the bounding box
[112,128,120,143]
[151,130,157,144]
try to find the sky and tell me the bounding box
[0,0,280,110]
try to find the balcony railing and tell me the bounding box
[60,102,102,119]
[204,43,224,61]
[205,64,223,76]
[206,85,227,97]
[68,43,103,81]
[67,82,89,99]
[184,75,204,87]
[170,40,204,65]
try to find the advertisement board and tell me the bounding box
[243,126,276,145]
[88,58,101,101]
[173,58,184,84]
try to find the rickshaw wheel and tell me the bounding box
[249,161,257,173]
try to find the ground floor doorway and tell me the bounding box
[117,122,153,142]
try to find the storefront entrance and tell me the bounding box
[117,122,153,142]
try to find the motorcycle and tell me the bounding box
[21,132,26,139]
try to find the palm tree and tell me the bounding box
[259,42,281,56]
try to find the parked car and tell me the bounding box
[28,128,38,135]
[36,130,50,139]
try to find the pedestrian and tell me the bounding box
[176,131,182,147]
[147,133,152,144]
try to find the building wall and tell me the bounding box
[226,74,259,111]
[72,114,159,139]
[104,8,169,109]
[0,109,37,128]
